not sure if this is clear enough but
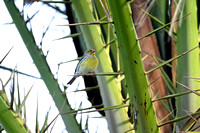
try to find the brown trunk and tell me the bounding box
[171,0,177,86]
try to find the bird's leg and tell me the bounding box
[88,72,95,77]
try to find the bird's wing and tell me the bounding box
[74,55,86,74]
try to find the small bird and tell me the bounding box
[67,49,98,85]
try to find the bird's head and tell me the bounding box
[86,49,96,56]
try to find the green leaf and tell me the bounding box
[0,97,27,133]
[53,33,82,41]
[146,45,199,74]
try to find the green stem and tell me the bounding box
[176,0,200,126]
[107,0,159,132]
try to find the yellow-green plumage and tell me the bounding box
[67,49,98,85]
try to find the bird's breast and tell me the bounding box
[78,56,98,74]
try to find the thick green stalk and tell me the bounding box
[3,1,81,132]
[94,0,128,97]
[176,0,200,126]
[0,97,27,133]
[108,0,159,132]
[71,0,133,132]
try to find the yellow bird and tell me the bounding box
[67,49,98,85]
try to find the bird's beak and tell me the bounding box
[92,50,96,55]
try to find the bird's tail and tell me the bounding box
[67,76,76,85]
